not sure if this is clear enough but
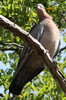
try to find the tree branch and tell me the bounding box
[59,46,66,53]
[0,42,23,48]
[0,15,66,94]
[54,46,66,57]
[0,47,18,51]
[0,42,23,54]
[0,47,22,55]
[0,93,4,97]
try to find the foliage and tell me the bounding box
[0,0,66,99]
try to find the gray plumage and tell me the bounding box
[9,4,60,95]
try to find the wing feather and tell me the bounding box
[9,23,44,95]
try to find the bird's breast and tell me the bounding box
[40,20,60,58]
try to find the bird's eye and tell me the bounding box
[39,5,45,9]
[37,4,45,10]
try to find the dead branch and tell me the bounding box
[0,15,66,94]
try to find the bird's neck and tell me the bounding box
[37,10,52,20]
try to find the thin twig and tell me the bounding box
[0,42,23,48]
[0,47,18,51]
[54,46,66,57]
[59,46,66,53]
[0,47,22,55]
[0,93,4,97]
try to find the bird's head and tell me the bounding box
[37,4,45,12]
[36,4,52,20]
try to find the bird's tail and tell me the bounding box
[9,64,44,95]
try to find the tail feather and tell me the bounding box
[9,65,44,95]
[9,49,44,95]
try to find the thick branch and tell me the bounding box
[0,15,66,94]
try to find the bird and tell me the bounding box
[9,4,60,95]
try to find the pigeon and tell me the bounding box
[9,4,60,95]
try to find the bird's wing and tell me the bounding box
[9,3,60,95]
[53,41,60,58]
[9,23,44,95]
[17,22,44,68]
[30,22,44,40]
